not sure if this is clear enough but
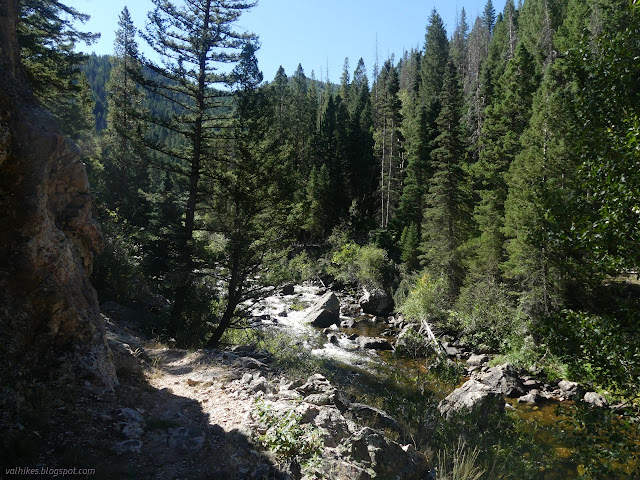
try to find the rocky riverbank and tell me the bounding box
[45,303,433,480]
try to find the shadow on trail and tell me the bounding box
[2,365,288,480]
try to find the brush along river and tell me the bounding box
[243,285,640,479]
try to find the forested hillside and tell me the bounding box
[7,0,640,477]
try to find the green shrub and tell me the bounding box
[329,241,395,291]
[92,210,147,302]
[452,280,520,352]
[492,334,569,380]
[255,401,322,461]
[394,325,433,358]
[398,272,449,325]
[287,251,317,283]
[546,309,640,396]
[357,244,395,288]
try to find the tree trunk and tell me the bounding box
[167,1,211,338]
[206,255,241,349]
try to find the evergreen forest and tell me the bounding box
[10,0,640,477]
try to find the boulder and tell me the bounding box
[583,391,608,408]
[236,356,269,370]
[115,408,146,440]
[327,333,339,345]
[304,292,340,328]
[112,439,142,455]
[281,284,295,295]
[109,340,143,378]
[438,379,505,419]
[558,380,580,397]
[466,354,489,366]
[297,373,337,399]
[517,390,542,404]
[341,303,362,317]
[445,346,460,357]
[357,336,393,351]
[476,363,525,398]
[359,287,393,316]
[313,406,350,447]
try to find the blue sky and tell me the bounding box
[75,0,506,83]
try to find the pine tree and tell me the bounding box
[394,102,432,251]
[205,54,291,347]
[465,16,490,162]
[470,42,537,278]
[420,9,449,106]
[17,0,99,123]
[340,57,350,102]
[479,0,519,103]
[347,59,375,219]
[304,164,332,239]
[102,7,147,223]
[517,0,566,74]
[503,62,580,316]
[290,64,312,173]
[451,8,469,85]
[483,0,497,35]
[272,66,289,126]
[422,60,469,293]
[139,0,257,338]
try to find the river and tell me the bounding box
[250,284,640,479]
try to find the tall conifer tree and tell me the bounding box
[140,0,257,338]
[470,42,537,278]
[422,60,469,293]
[103,7,147,221]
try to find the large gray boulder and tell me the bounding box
[359,287,393,316]
[438,379,505,419]
[313,406,350,447]
[476,363,525,398]
[304,292,340,328]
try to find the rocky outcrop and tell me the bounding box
[359,287,393,316]
[256,373,431,479]
[0,1,116,391]
[304,291,340,328]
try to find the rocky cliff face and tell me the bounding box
[0,0,116,391]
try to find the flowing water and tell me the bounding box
[252,285,640,479]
